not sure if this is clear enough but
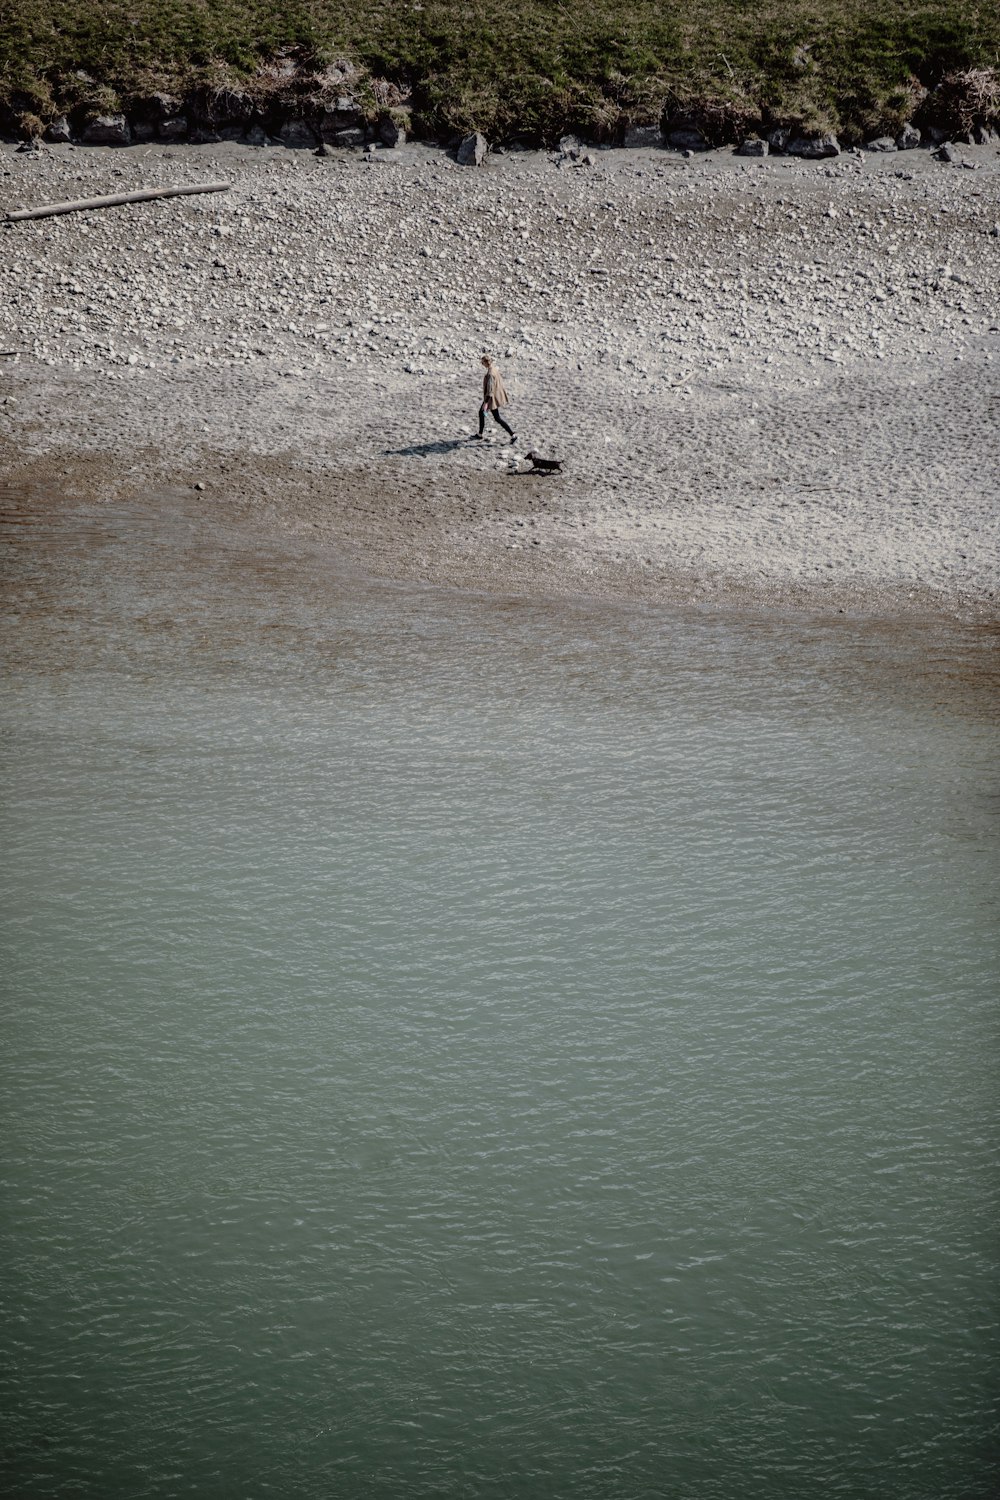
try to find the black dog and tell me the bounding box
[524,451,563,474]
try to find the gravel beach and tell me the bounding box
[1,136,998,618]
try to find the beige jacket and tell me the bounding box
[482,366,510,410]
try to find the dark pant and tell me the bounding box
[479,404,514,437]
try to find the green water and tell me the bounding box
[1,493,998,1498]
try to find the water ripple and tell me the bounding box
[1,491,998,1498]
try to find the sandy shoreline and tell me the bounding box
[1,137,998,620]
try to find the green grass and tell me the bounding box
[2,1,999,142]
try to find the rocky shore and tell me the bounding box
[2,135,999,619]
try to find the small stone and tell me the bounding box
[736,136,768,157]
[457,132,488,166]
[194,481,205,491]
[933,142,958,162]
[865,136,897,152]
[896,123,921,149]
[44,116,72,144]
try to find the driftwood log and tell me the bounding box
[5,181,231,223]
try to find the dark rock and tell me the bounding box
[44,116,72,144]
[81,114,131,146]
[457,131,488,166]
[866,136,897,152]
[244,124,269,147]
[736,136,768,156]
[933,141,958,162]
[896,123,921,149]
[132,123,156,143]
[972,122,999,145]
[768,127,792,153]
[668,128,708,151]
[623,124,662,148]
[188,128,221,145]
[187,87,254,130]
[558,134,582,158]
[318,99,363,141]
[331,127,365,149]
[378,116,406,148]
[787,133,840,158]
[129,92,181,126]
[665,100,740,150]
[277,118,316,149]
[151,92,181,118]
[158,116,188,142]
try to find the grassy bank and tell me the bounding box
[2,1,999,144]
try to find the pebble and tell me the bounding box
[0,138,997,612]
[1,141,995,381]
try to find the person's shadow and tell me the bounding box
[383,438,469,458]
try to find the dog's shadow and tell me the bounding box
[382,438,470,458]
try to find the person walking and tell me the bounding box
[474,355,517,442]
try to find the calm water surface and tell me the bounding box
[2,491,998,1497]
